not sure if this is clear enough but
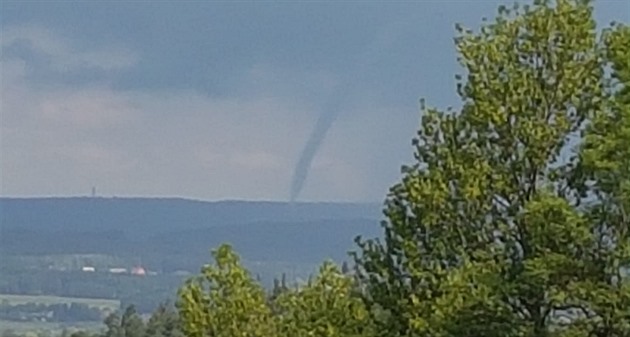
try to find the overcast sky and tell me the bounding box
[1,1,628,202]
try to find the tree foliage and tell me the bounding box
[177,245,376,337]
[353,1,630,336]
[145,303,184,337]
[177,244,276,337]
[275,261,374,337]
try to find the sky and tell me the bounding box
[1,1,629,203]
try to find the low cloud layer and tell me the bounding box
[3,2,626,202]
[1,25,407,202]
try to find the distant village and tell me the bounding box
[75,265,193,277]
[79,265,154,276]
[34,254,194,278]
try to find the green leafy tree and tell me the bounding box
[121,305,145,337]
[177,244,276,337]
[568,22,630,337]
[274,261,374,337]
[102,306,145,337]
[144,303,184,337]
[104,312,123,337]
[70,331,95,337]
[270,273,289,301]
[580,22,630,229]
[353,1,630,336]
[1,330,20,337]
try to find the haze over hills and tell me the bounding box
[0,197,383,313]
[0,197,381,234]
[0,197,383,271]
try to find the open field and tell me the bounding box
[0,294,120,311]
[0,320,104,335]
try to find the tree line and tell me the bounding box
[6,0,630,336]
[0,271,185,314]
[1,304,182,337]
[0,302,104,323]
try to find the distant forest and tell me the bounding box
[0,198,382,313]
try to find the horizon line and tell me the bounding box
[0,194,382,205]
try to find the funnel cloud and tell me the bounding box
[289,90,345,203]
[289,22,408,202]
